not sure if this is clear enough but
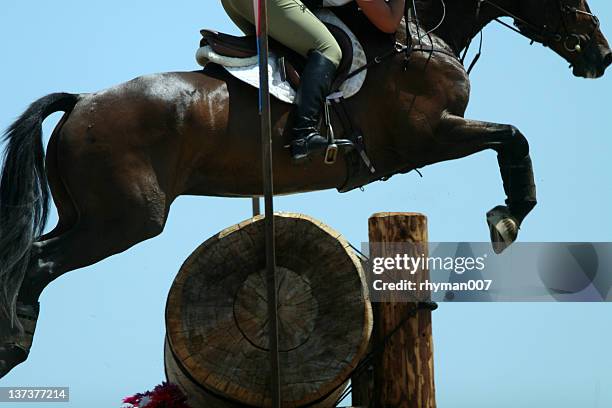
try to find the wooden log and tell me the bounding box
[165,213,373,407]
[368,213,436,408]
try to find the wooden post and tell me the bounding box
[351,370,373,407]
[368,213,436,408]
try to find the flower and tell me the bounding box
[122,382,190,408]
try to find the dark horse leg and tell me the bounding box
[0,205,168,378]
[435,114,537,251]
[0,126,171,377]
[20,216,167,304]
[0,216,166,377]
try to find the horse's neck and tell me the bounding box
[335,1,519,56]
[411,0,518,55]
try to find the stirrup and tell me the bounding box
[322,98,356,165]
[324,139,354,164]
[324,144,338,164]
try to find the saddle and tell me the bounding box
[199,23,354,91]
[197,11,374,170]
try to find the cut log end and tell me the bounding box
[165,213,372,407]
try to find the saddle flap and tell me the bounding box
[200,29,258,58]
[325,24,354,90]
[199,22,352,89]
[197,9,368,104]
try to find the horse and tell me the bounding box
[0,0,610,378]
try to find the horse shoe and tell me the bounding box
[486,206,520,254]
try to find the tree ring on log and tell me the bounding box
[165,213,372,407]
[234,267,318,352]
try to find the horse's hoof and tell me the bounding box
[0,301,39,379]
[487,205,519,254]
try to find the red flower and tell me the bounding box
[123,382,190,408]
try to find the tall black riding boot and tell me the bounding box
[290,50,339,163]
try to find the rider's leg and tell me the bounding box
[221,0,342,65]
[288,49,340,162]
[221,0,344,162]
[220,0,256,35]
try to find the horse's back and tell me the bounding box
[56,68,344,197]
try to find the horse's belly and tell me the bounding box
[184,140,348,197]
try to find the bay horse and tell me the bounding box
[0,0,610,378]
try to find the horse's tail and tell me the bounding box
[0,92,78,332]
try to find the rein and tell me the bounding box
[479,0,600,52]
[344,42,460,81]
[344,0,601,87]
[461,0,599,74]
[344,0,458,81]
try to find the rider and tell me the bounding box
[220,0,406,162]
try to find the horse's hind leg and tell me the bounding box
[1,202,166,377]
[434,114,537,251]
[19,198,168,305]
[26,140,171,304]
[1,139,170,378]
[39,113,79,242]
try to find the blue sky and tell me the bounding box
[1,1,611,407]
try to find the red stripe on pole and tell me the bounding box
[254,0,261,35]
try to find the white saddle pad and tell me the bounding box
[195,10,367,104]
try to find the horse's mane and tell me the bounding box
[413,0,447,31]
[395,0,465,54]
[412,0,479,30]
[399,0,484,53]
[335,1,475,56]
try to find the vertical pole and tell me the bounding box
[368,213,436,408]
[351,368,373,407]
[256,1,282,407]
[252,197,261,217]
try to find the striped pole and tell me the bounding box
[255,0,282,406]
